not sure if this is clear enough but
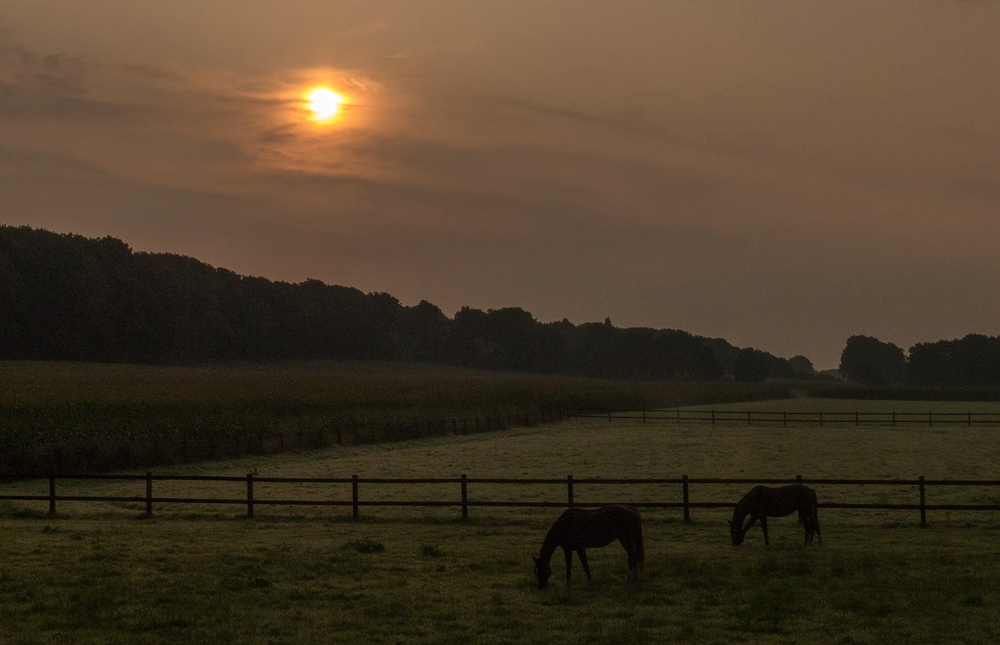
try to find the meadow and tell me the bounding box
[3,410,1000,644]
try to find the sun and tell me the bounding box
[306,87,344,122]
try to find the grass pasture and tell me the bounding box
[687,396,1000,415]
[3,411,1000,644]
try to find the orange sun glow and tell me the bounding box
[306,87,344,122]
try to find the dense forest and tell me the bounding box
[6,226,997,387]
[1,225,813,381]
[840,334,1000,387]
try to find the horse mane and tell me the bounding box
[537,521,563,564]
[735,488,754,507]
[731,487,757,525]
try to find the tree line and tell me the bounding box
[10,226,994,388]
[840,334,1000,387]
[1,225,815,381]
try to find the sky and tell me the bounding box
[1,1,998,369]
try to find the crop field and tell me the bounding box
[3,409,1000,644]
[0,360,787,474]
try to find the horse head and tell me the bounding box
[533,556,552,589]
[729,519,745,546]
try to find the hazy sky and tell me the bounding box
[2,1,998,368]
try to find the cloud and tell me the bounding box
[934,126,1000,149]
[948,178,1000,203]
[495,96,781,164]
[335,21,390,38]
[120,63,190,83]
[387,38,482,59]
[0,40,148,123]
[0,40,87,91]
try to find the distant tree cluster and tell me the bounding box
[908,335,1000,386]
[2,226,814,381]
[839,334,1000,387]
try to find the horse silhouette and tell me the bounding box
[730,484,821,546]
[533,504,644,589]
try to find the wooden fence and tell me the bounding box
[573,410,1000,426]
[4,473,1000,527]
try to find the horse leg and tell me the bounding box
[760,516,769,545]
[814,515,822,544]
[623,540,636,578]
[623,540,641,584]
[577,549,592,582]
[742,516,758,540]
[563,547,573,586]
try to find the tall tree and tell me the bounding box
[839,335,906,386]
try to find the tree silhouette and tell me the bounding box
[839,335,906,386]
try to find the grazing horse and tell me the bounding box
[532,504,645,589]
[729,485,821,546]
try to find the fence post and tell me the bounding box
[711,410,715,426]
[855,412,859,427]
[682,475,690,522]
[461,474,468,519]
[246,473,254,519]
[49,474,56,515]
[642,410,646,423]
[819,412,823,427]
[968,412,972,427]
[928,412,933,427]
[892,411,896,427]
[567,475,574,507]
[796,474,803,485]
[747,410,751,425]
[608,411,612,423]
[352,474,359,519]
[783,411,787,427]
[146,471,153,516]
[919,476,926,527]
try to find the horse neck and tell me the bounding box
[538,526,561,563]
[732,496,751,525]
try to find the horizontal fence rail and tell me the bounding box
[4,473,1000,526]
[573,410,1000,426]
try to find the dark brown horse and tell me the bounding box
[533,504,644,589]
[729,485,821,546]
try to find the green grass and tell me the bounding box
[2,507,998,644]
[4,413,1000,643]
[686,396,1000,414]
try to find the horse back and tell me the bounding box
[750,485,817,518]
[552,505,641,549]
